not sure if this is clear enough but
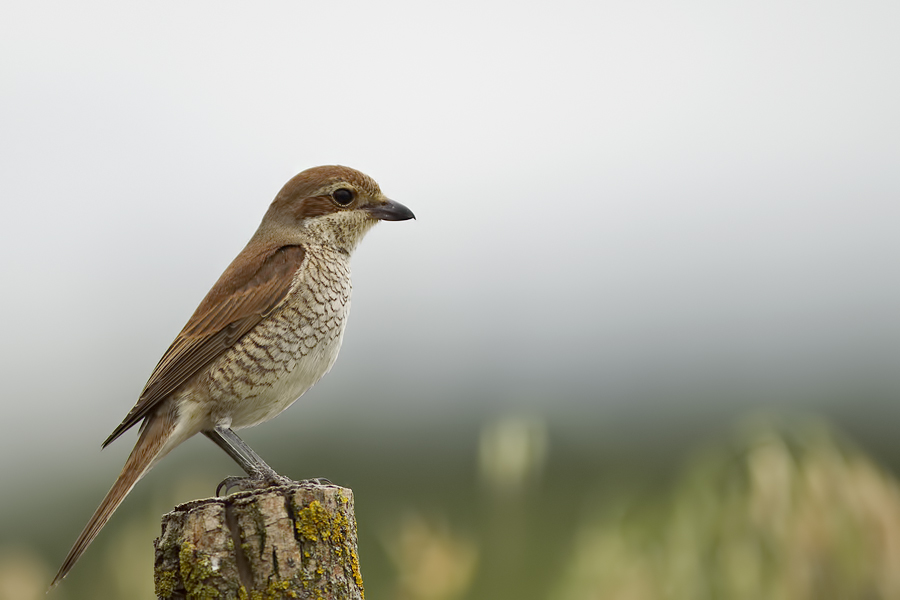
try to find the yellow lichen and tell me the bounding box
[179,542,221,599]
[240,579,299,600]
[154,567,177,598]
[293,496,364,597]
[295,500,339,543]
[348,544,365,596]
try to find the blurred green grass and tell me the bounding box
[553,418,900,600]
[5,409,900,600]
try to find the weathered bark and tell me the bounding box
[154,482,364,599]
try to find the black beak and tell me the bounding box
[365,198,415,221]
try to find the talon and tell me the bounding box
[299,477,333,486]
[216,476,259,496]
[216,475,266,495]
[215,472,297,496]
[213,469,334,497]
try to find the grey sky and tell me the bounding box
[2,0,899,487]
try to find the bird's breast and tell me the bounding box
[200,249,352,429]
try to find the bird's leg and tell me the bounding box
[204,426,331,495]
[205,425,276,476]
[204,426,291,494]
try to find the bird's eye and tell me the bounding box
[332,188,355,205]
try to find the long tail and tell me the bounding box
[51,407,178,588]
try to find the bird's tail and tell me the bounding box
[51,407,178,588]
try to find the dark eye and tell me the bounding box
[332,188,354,205]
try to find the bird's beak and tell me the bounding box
[364,198,415,221]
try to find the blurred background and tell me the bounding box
[2,1,899,598]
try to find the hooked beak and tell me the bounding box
[365,198,415,221]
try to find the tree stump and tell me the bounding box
[153,482,364,599]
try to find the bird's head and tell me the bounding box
[258,165,414,254]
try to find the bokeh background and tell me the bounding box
[2,1,899,599]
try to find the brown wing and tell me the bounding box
[102,244,307,448]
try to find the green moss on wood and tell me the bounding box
[247,498,268,556]
[154,567,177,598]
[238,579,300,600]
[179,541,221,600]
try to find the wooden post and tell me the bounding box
[153,482,365,599]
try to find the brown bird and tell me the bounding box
[51,165,414,587]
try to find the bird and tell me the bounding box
[51,165,414,587]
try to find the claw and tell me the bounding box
[216,476,252,496]
[214,472,301,496]
[215,474,334,496]
[300,477,334,486]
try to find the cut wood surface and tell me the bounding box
[154,482,364,599]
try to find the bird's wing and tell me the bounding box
[102,244,307,447]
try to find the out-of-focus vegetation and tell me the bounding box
[553,419,900,600]
[3,414,899,600]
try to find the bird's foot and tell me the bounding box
[298,477,333,486]
[216,472,292,496]
[215,474,334,496]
